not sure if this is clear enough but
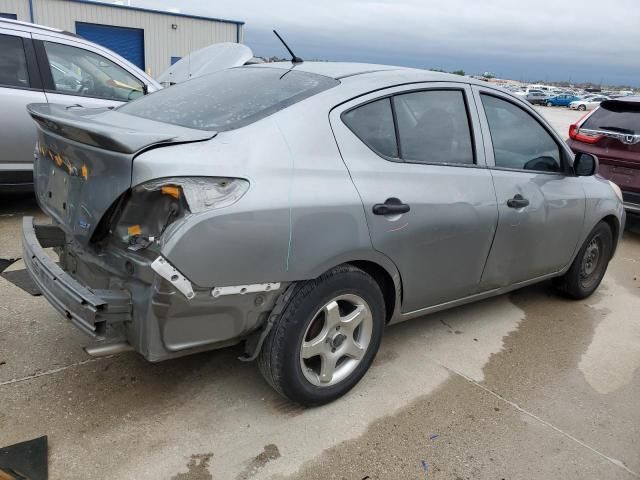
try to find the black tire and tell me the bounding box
[258,264,385,406]
[546,102,553,107]
[578,104,586,111]
[554,221,613,299]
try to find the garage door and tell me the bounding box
[75,22,145,70]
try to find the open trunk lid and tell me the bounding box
[27,103,215,245]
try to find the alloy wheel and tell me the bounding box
[299,294,373,387]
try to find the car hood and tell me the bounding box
[157,42,253,86]
[27,103,215,244]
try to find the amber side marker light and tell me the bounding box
[127,224,142,236]
[161,185,181,199]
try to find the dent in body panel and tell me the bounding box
[132,118,294,288]
[328,95,498,311]
[273,100,377,280]
[356,166,498,311]
[480,171,586,289]
[33,128,134,244]
[579,176,625,252]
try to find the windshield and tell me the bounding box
[582,101,640,134]
[119,67,339,131]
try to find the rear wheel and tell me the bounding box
[258,265,385,405]
[554,221,613,299]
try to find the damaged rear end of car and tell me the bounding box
[23,102,283,361]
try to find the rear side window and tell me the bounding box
[481,94,562,173]
[0,34,30,89]
[582,102,640,134]
[342,98,398,158]
[394,90,474,164]
[120,67,339,131]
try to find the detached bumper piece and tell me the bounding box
[22,217,131,338]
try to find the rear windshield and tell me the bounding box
[118,67,339,131]
[582,101,640,134]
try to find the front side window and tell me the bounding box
[43,41,144,101]
[0,34,30,89]
[394,90,474,164]
[342,98,398,158]
[481,94,562,173]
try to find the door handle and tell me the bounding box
[372,198,410,215]
[507,194,529,209]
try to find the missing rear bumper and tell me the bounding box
[22,217,132,338]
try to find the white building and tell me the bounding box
[0,0,244,76]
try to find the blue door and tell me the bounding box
[76,22,145,70]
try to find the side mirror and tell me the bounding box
[574,152,599,176]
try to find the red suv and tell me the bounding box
[568,97,640,216]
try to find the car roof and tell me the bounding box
[0,18,78,37]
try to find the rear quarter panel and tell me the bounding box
[133,117,293,288]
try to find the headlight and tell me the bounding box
[110,177,249,247]
[140,177,249,213]
[608,180,623,203]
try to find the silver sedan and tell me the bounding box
[23,62,625,405]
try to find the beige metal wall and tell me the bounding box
[0,0,31,20]
[23,0,242,77]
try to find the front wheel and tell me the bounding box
[258,265,385,406]
[546,102,553,107]
[578,104,587,111]
[554,221,613,299]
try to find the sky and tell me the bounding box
[111,0,639,86]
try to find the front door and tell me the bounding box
[472,87,585,289]
[330,83,499,313]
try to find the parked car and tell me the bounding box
[570,96,609,111]
[546,94,581,107]
[568,97,640,215]
[23,63,624,405]
[525,90,551,105]
[0,18,161,191]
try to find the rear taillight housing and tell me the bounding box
[569,124,603,144]
[569,110,602,144]
[111,177,249,249]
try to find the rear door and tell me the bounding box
[472,86,585,288]
[330,83,499,313]
[31,33,147,109]
[0,28,47,175]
